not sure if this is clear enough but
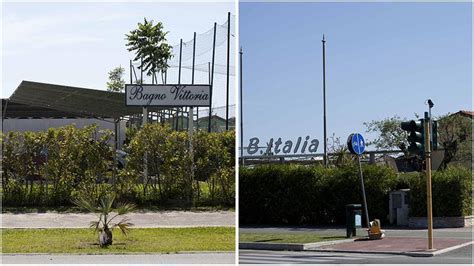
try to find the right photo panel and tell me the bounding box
[238,1,472,264]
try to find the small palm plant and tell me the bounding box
[73,193,136,247]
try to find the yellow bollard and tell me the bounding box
[368,219,385,240]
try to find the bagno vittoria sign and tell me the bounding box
[247,136,319,155]
[125,84,211,107]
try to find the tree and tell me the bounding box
[106,66,125,92]
[363,115,408,150]
[73,193,135,247]
[125,18,173,78]
[327,133,353,166]
[437,112,472,168]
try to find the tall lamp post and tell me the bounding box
[322,35,328,167]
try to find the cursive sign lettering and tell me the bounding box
[125,84,211,107]
[247,136,319,155]
[128,85,166,105]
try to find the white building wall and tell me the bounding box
[2,118,127,149]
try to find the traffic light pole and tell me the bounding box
[424,113,434,250]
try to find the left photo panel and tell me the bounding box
[1,1,236,264]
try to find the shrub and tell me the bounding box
[406,166,472,217]
[2,125,112,207]
[240,163,398,226]
[193,130,235,205]
[2,124,235,209]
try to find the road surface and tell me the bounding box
[239,244,473,264]
[2,252,235,264]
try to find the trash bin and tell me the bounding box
[346,204,362,238]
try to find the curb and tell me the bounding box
[240,239,474,257]
[239,238,355,251]
[306,240,474,257]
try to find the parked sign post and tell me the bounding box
[347,133,370,232]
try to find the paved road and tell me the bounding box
[239,244,473,264]
[2,252,235,264]
[2,211,235,228]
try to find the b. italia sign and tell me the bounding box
[247,136,319,155]
[125,84,211,107]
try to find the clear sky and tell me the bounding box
[240,2,472,151]
[2,1,235,111]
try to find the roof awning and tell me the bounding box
[2,99,95,118]
[8,81,164,118]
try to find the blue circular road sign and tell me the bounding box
[347,133,365,155]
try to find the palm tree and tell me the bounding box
[73,194,136,247]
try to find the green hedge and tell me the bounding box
[401,166,472,217]
[240,164,398,226]
[2,124,235,208]
[240,164,472,226]
[2,125,113,207]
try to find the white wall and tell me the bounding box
[2,118,127,149]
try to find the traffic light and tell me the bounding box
[432,120,439,150]
[401,119,425,158]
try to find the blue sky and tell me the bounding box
[240,2,472,151]
[2,1,235,111]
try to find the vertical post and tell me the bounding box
[140,57,143,83]
[143,107,148,194]
[322,35,328,167]
[176,39,183,131]
[192,33,196,84]
[209,23,217,133]
[113,119,118,185]
[357,155,370,230]
[424,112,433,249]
[240,47,244,165]
[178,38,183,84]
[225,12,231,131]
[188,31,197,202]
[188,107,194,203]
[140,56,147,194]
[129,60,133,84]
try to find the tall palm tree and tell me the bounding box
[73,194,136,247]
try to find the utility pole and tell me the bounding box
[225,12,231,131]
[322,34,328,167]
[240,47,244,165]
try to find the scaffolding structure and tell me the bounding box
[127,13,236,132]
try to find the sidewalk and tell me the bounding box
[240,226,473,256]
[314,236,473,257]
[1,211,235,228]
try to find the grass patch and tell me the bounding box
[2,227,235,254]
[239,232,345,244]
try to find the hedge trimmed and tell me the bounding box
[240,164,398,226]
[402,166,472,217]
[2,124,235,208]
[240,164,472,226]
